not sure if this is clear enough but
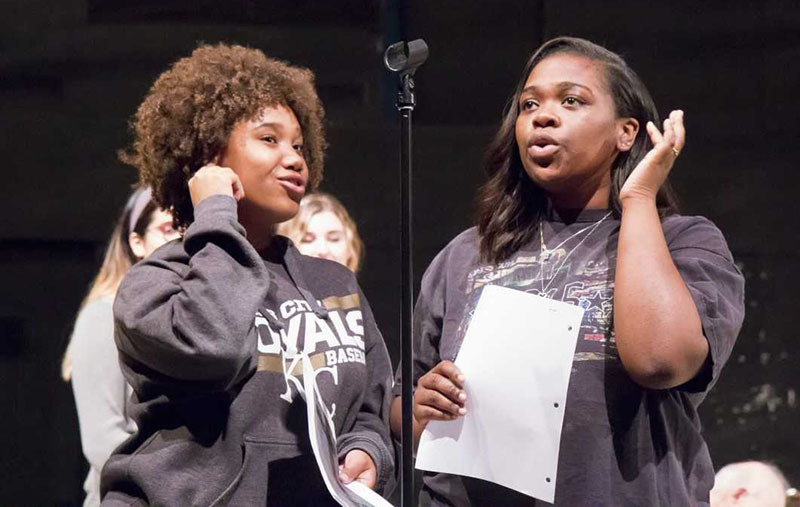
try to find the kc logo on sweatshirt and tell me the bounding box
[254,294,367,411]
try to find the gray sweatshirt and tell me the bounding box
[102,195,395,505]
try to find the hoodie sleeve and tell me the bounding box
[336,288,396,496]
[113,195,270,392]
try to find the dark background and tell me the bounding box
[1,1,798,504]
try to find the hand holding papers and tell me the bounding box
[413,360,467,423]
[301,356,393,507]
[414,285,585,504]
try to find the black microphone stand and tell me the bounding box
[384,39,428,507]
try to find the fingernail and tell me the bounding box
[339,471,351,483]
[458,392,467,401]
[459,407,467,415]
[457,374,465,382]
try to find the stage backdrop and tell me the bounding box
[0,1,797,504]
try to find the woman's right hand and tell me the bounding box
[188,163,245,207]
[413,360,467,424]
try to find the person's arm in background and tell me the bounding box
[71,299,136,472]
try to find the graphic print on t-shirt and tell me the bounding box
[254,293,368,407]
[459,247,617,362]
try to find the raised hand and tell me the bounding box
[620,110,685,204]
[413,360,467,424]
[188,163,245,207]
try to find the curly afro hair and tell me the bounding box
[120,43,326,229]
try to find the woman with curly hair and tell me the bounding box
[391,37,744,505]
[277,192,364,273]
[103,44,395,505]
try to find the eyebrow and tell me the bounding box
[255,122,303,139]
[521,81,594,96]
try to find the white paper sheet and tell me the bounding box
[414,285,585,504]
[301,356,393,507]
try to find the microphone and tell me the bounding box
[383,39,429,77]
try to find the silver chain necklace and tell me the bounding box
[538,211,613,295]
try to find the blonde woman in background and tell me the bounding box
[277,192,364,272]
[61,186,178,507]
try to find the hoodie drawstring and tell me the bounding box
[260,307,285,330]
[282,241,329,319]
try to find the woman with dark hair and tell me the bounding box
[62,186,178,506]
[104,44,395,505]
[390,37,745,505]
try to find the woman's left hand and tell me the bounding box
[339,449,377,490]
[619,109,685,204]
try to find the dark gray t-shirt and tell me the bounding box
[398,209,745,506]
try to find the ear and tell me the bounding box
[616,117,639,152]
[128,232,146,260]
